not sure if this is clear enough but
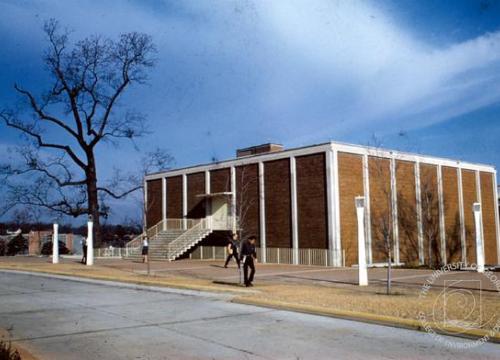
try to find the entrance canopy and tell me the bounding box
[196,192,233,198]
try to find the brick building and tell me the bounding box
[143,142,499,267]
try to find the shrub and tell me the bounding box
[0,340,21,360]
[41,240,70,255]
[0,240,6,256]
[6,235,28,256]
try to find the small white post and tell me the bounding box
[87,217,94,266]
[473,203,484,273]
[52,223,59,264]
[355,196,368,286]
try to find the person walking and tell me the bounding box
[224,232,240,268]
[142,236,149,263]
[81,238,87,264]
[240,235,257,287]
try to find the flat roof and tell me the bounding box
[145,140,496,180]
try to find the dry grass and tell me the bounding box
[237,281,500,333]
[0,261,250,295]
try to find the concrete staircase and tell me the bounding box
[166,227,212,261]
[124,220,213,261]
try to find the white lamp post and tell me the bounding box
[473,203,484,273]
[52,223,59,264]
[87,215,94,266]
[355,196,368,286]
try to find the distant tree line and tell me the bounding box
[0,222,141,255]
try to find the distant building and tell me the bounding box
[28,231,80,255]
[143,141,499,267]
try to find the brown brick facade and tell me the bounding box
[480,172,498,265]
[166,176,183,219]
[442,166,462,263]
[296,153,328,249]
[210,168,230,193]
[187,172,206,219]
[154,145,498,266]
[396,161,419,265]
[369,157,392,263]
[419,163,441,266]
[264,158,292,248]
[236,164,260,244]
[146,179,162,228]
[338,152,364,266]
[461,170,477,264]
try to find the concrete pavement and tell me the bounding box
[0,271,498,359]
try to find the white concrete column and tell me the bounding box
[258,162,267,263]
[415,162,424,265]
[87,219,94,266]
[290,157,299,265]
[355,196,368,286]
[182,174,187,229]
[437,165,446,264]
[52,223,59,264]
[362,155,372,264]
[325,148,338,266]
[457,167,466,264]
[230,166,237,233]
[205,170,211,228]
[162,177,167,231]
[390,157,399,264]
[494,171,500,265]
[333,148,342,266]
[473,203,485,273]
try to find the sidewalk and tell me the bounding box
[1,256,499,342]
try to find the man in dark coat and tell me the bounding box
[240,235,257,287]
[224,232,240,268]
[81,238,87,264]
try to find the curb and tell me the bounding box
[233,298,500,344]
[0,269,253,298]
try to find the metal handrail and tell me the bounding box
[166,219,210,259]
[124,216,239,256]
[125,232,145,250]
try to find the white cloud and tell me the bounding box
[2,0,500,150]
[246,0,500,141]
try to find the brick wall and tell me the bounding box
[210,168,230,193]
[420,163,441,266]
[480,172,498,265]
[146,179,162,228]
[187,172,206,218]
[369,156,392,263]
[166,176,183,219]
[296,153,328,249]
[264,158,292,248]
[461,170,477,264]
[338,152,364,266]
[236,164,260,244]
[28,231,42,256]
[442,167,461,263]
[396,161,419,264]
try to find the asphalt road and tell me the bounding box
[0,272,498,360]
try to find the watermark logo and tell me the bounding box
[418,262,500,349]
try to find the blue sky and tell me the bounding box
[1,0,500,223]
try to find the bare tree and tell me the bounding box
[0,19,157,245]
[397,193,421,265]
[368,155,395,295]
[234,165,259,240]
[419,172,442,268]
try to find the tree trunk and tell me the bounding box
[387,248,392,295]
[86,154,101,248]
